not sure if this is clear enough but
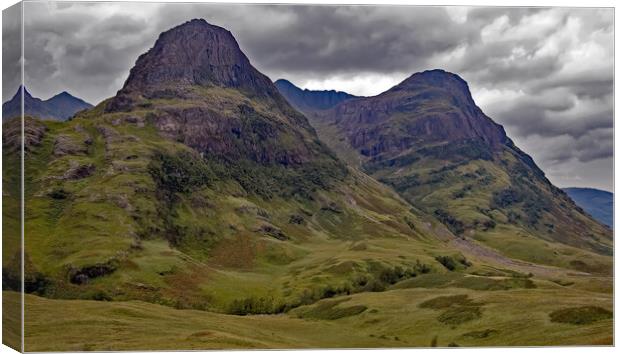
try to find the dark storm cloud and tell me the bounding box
[489,90,612,139]
[232,6,470,74]
[145,4,481,77]
[10,2,614,191]
[3,2,22,99]
[20,2,157,104]
[528,128,613,164]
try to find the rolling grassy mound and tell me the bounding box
[15,282,612,350]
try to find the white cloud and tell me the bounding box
[300,72,409,97]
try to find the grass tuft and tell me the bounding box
[418,294,477,309]
[461,329,499,339]
[295,298,367,320]
[549,306,612,325]
[437,306,482,326]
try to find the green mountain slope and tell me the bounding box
[2,19,612,351]
[8,19,463,314]
[16,285,612,350]
[283,70,612,273]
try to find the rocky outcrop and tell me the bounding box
[256,224,289,241]
[106,19,281,112]
[325,70,508,158]
[103,18,344,177]
[53,135,89,156]
[2,116,47,153]
[151,105,313,165]
[62,160,95,180]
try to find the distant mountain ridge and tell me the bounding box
[563,187,613,228]
[327,70,511,155]
[302,68,612,259]
[275,79,357,113]
[2,86,93,121]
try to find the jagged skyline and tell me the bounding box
[2,2,613,191]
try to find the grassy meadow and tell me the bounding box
[14,277,612,350]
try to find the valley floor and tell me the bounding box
[8,282,612,351]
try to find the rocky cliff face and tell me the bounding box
[105,19,341,171]
[275,79,357,114]
[310,69,612,257]
[327,70,508,158]
[107,19,281,111]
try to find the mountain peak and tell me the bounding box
[10,85,33,100]
[47,90,91,104]
[102,19,343,173]
[107,18,277,112]
[393,69,471,95]
[274,78,295,88]
[321,68,508,157]
[386,68,479,119]
[407,68,462,79]
[126,17,244,89]
[2,86,92,121]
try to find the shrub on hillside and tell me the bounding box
[148,150,214,197]
[228,296,285,315]
[435,255,470,271]
[435,255,458,271]
[434,209,465,235]
[437,306,482,325]
[419,294,475,309]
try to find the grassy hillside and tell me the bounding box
[304,71,612,275]
[4,92,471,315]
[5,87,612,350]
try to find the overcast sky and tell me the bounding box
[4,2,614,191]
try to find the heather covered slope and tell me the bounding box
[304,70,612,271]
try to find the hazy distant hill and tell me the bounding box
[563,187,613,228]
[2,86,93,121]
[275,78,357,114]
